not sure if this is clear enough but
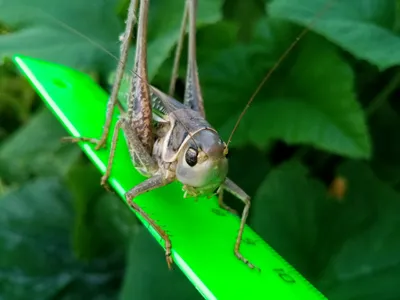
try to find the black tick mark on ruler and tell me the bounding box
[211,208,227,217]
[243,237,257,246]
[53,78,69,89]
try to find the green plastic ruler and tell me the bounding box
[13,54,327,300]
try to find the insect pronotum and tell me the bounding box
[57,0,334,270]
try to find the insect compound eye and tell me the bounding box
[185,147,198,167]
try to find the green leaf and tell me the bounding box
[93,192,138,248]
[1,0,223,79]
[317,161,400,300]
[222,146,271,213]
[250,160,327,278]
[221,32,371,159]
[196,17,370,158]
[369,103,400,184]
[199,43,267,131]
[119,228,202,300]
[250,159,400,299]
[0,177,122,299]
[0,177,74,299]
[65,160,138,260]
[198,18,300,133]
[0,107,81,182]
[0,0,123,72]
[269,0,400,70]
[0,61,37,128]
[223,0,266,41]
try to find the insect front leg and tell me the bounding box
[217,187,238,216]
[61,0,138,149]
[126,174,175,269]
[223,178,259,271]
[103,117,175,269]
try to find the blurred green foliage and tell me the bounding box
[1,0,400,299]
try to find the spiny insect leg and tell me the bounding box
[217,188,238,216]
[61,0,138,149]
[128,0,154,154]
[96,0,139,149]
[168,1,188,96]
[124,0,176,269]
[126,174,175,269]
[100,118,158,190]
[183,0,205,117]
[224,178,260,271]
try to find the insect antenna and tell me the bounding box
[226,0,336,147]
[30,6,200,148]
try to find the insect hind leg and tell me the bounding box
[61,0,139,149]
[127,0,154,154]
[168,1,188,96]
[120,118,158,176]
[183,0,205,117]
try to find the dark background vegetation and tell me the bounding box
[1,0,400,299]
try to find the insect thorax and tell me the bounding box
[126,86,228,196]
[152,108,228,198]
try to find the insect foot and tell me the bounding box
[165,242,174,270]
[100,176,113,193]
[93,138,108,151]
[60,136,107,150]
[235,250,260,272]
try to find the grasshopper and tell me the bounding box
[62,0,334,270]
[63,0,256,270]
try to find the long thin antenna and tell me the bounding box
[42,11,133,77]
[226,0,335,147]
[37,7,199,145]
